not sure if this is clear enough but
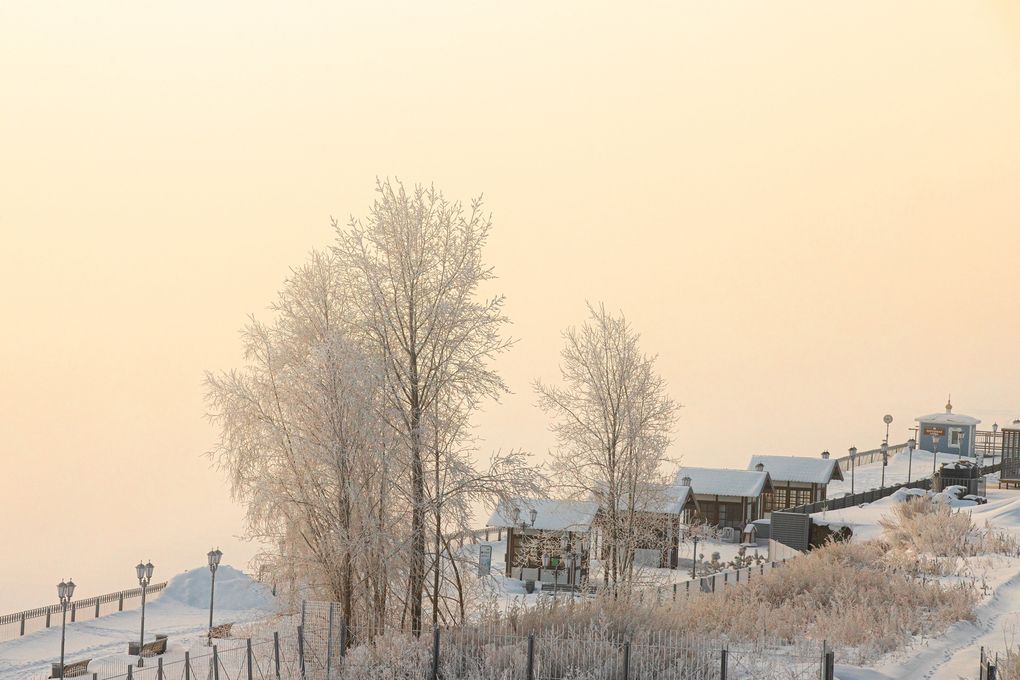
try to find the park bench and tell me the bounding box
[50,658,91,678]
[128,633,168,657]
[210,622,233,639]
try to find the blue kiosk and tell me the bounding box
[915,398,980,457]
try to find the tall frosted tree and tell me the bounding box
[535,303,679,587]
[333,179,514,635]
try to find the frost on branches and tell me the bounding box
[206,179,540,636]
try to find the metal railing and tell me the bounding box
[0,582,168,642]
[781,461,1003,515]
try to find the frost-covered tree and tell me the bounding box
[209,180,533,635]
[205,251,399,632]
[332,179,515,635]
[535,303,679,587]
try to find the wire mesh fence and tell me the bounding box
[23,595,840,680]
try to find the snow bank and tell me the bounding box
[161,565,274,611]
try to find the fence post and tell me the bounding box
[273,631,281,678]
[46,608,51,628]
[184,651,191,680]
[431,625,441,680]
[119,592,124,611]
[623,640,631,680]
[298,625,306,679]
[246,638,254,680]
[213,645,220,680]
[720,647,727,680]
[157,657,164,680]
[19,612,25,636]
[95,600,100,619]
[526,633,535,680]
[326,602,336,680]
[672,583,677,601]
[127,665,133,680]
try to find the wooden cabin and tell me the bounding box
[594,483,699,568]
[746,453,843,511]
[672,467,774,530]
[487,498,598,584]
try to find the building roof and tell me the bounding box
[915,412,981,426]
[617,484,696,515]
[1002,420,1020,432]
[486,497,598,532]
[746,455,844,484]
[915,400,981,427]
[673,466,772,498]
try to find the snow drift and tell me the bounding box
[160,565,274,611]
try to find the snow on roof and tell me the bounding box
[915,403,980,426]
[746,455,844,484]
[673,466,771,498]
[487,497,598,532]
[1002,420,1020,431]
[595,482,696,515]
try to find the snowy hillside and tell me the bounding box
[0,565,276,680]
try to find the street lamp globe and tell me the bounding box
[529,508,538,526]
[145,561,155,581]
[57,581,67,601]
[135,562,146,583]
[908,438,916,450]
[849,446,857,460]
[66,580,75,599]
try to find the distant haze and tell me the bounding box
[2,1,1019,612]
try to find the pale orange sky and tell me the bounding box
[2,1,1019,612]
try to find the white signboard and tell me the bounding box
[478,544,492,576]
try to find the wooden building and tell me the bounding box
[746,453,843,511]
[672,467,774,530]
[915,399,981,457]
[1001,419,1020,488]
[595,483,699,568]
[486,498,598,584]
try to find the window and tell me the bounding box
[949,428,962,448]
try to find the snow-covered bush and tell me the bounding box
[878,494,1017,574]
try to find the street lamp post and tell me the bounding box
[993,423,1000,465]
[883,414,893,446]
[207,548,223,645]
[880,441,889,488]
[56,579,75,679]
[849,446,858,495]
[135,561,154,667]
[932,435,942,479]
[690,531,699,579]
[907,438,916,484]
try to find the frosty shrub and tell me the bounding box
[879,495,1017,572]
[472,541,976,665]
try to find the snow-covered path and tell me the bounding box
[0,566,277,680]
[834,488,1020,680]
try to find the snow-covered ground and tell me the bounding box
[827,449,965,497]
[0,565,277,680]
[811,483,1020,680]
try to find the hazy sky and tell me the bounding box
[2,1,1019,612]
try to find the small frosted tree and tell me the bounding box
[205,251,399,631]
[535,303,679,587]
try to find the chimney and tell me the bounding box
[754,463,765,472]
[680,476,691,487]
[821,451,830,460]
